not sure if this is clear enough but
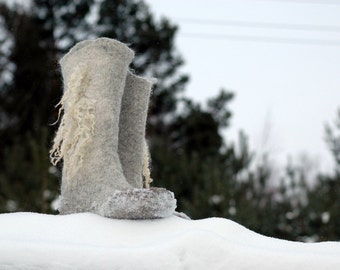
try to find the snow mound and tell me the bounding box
[0,212,339,270]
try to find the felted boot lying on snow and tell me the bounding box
[50,38,176,219]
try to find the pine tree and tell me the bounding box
[151,90,255,219]
[0,4,61,213]
[302,109,340,241]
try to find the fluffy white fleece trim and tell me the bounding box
[50,65,96,181]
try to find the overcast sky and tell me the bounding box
[146,0,340,174]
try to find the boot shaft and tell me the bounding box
[52,38,134,213]
[119,72,154,188]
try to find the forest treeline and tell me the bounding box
[0,0,339,242]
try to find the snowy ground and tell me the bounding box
[0,212,339,270]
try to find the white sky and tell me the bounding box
[146,0,340,174]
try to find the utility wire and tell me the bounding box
[179,32,340,46]
[177,18,340,33]
[256,0,340,5]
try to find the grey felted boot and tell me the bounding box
[118,72,153,188]
[112,71,177,219]
[50,38,134,215]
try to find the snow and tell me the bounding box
[0,212,339,269]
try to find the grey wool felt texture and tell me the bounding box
[57,38,134,214]
[118,72,153,188]
[51,37,177,219]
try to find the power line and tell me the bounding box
[179,32,340,46]
[177,18,340,33]
[256,0,340,5]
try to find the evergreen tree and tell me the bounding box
[302,109,340,241]
[325,108,340,170]
[0,4,60,213]
[151,90,253,219]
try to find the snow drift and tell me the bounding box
[0,212,339,269]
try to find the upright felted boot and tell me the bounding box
[112,71,177,219]
[50,38,134,215]
[118,72,153,188]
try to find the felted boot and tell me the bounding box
[118,72,154,188]
[111,71,177,219]
[50,38,134,215]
